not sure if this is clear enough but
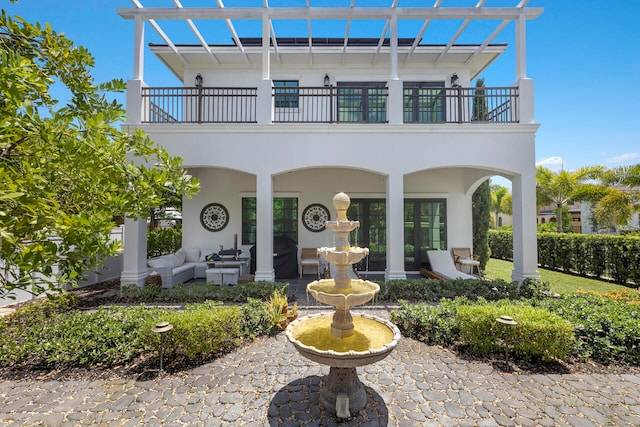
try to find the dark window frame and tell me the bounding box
[241,197,298,245]
[336,82,387,123]
[403,81,446,123]
[274,80,299,109]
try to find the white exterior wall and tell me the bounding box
[129,122,538,280]
[120,17,540,284]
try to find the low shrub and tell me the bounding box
[240,298,272,339]
[390,298,464,346]
[456,300,574,362]
[391,297,575,362]
[140,305,244,360]
[119,281,288,304]
[0,298,272,370]
[377,278,548,303]
[533,293,640,365]
[0,304,154,368]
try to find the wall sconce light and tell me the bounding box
[195,73,203,88]
[323,73,331,87]
[450,73,459,88]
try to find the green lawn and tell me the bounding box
[484,258,632,295]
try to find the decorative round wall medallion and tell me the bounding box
[200,203,229,232]
[302,203,330,232]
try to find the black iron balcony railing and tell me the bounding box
[140,85,518,124]
[273,86,389,123]
[141,87,257,123]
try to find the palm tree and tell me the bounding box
[490,184,509,228]
[536,165,607,232]
[593,164,640,229]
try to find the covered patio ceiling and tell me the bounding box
[118,0,542,82]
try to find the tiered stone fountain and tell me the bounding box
[285,192,400,417]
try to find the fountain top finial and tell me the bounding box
[333,192,350,222]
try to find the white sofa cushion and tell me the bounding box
[147,257,169,269]
[172,263,194,275]
[175,248,187,265]
[164,254,182,268]
[183,248,200,263]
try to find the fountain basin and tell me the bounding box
[285,312,401,368]
[307,279,379,309]
[318,247,369,266]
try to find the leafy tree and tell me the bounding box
[472,78,487,121]
[490,184,510,229]
[535,165,606,233]
[472,179,491,270]
[593,164,640,229]
[0,11,199,298]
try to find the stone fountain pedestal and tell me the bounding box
[285,192,400,418]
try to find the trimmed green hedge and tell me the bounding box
[456,301,574,361]
[488,230,640,285]
[0,294,271,370]
[376,278,548,303]
[391,294,638,365]
[533,293,640,365]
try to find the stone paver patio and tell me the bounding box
[1,306,639,427]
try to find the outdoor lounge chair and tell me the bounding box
[424,250,479,280]
[299,247,321,278]
[451,247,483,277]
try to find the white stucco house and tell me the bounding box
[117,1,542,285]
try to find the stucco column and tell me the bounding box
[256,79,273,125]
[255,173,275,281]
[120,217,148,287]
[385,174,407,281]
[126,79,146,125]
[511,173,540,282]
[387,79,403,125]
[517,77,535,124]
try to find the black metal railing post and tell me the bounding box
[457,86,463,124]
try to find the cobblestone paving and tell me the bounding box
[1,308,639,427]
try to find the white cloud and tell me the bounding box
[536,156,564,171]
[606,153,640,164]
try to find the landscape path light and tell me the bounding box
[151,321,174,372]
[496,315,517,364]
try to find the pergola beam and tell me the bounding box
[130,0,190,65]
[404,0,442,64]
[434,0,486,65]
[263,0,282,64]
[215,0,251,65]
[172,0,220,65]
[340,0,355,64]
[371,0,398,64]
[117,7,544,21]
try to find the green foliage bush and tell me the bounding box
[390,299,462,346]
[119,281,288,304]
[139,305,244,360]
[377,278,548,303]
[456,300,574,361]
[0,295,274,370]
[392,293,639,366]
[533,293,640,365]
[147,227,182,258]
[488,230,640,285]
[0,299,154,368]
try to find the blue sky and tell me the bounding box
[5,0,640,176]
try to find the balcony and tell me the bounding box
[140,85,519,125]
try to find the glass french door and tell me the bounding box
[347,199,386,271]
[404,199,447,270]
